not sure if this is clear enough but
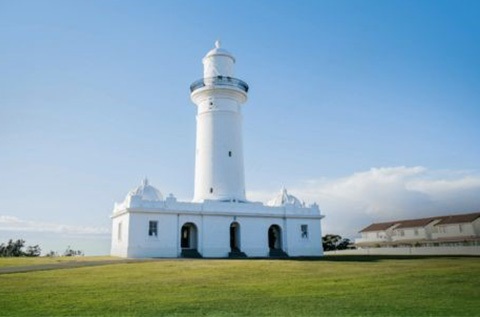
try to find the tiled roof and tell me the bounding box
[394,217,438,229]
[359,212,480,232]
[434,212,480,225]
[359,222,398,233]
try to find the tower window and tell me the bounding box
[228,151,232,157]
[149,221,158,237]
[209,102,213,106]
[301,224,308,239]
[210,187,213,193]
[118,222,122,241]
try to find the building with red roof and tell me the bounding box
[356,212,480,248]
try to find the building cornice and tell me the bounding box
[111,207,324,220]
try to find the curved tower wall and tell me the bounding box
[191,44,248,202]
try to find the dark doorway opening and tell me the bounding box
[230,222,241,252]
[181,223,198,249]
[268,225,282,250]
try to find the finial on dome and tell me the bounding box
[142,177,149,186]
[215,40,221,49]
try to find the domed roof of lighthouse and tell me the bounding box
[204,40,236,62]
[126,178,163,202]
[267,188,304,207]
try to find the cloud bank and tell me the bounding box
[0,215,110,235]
[249,166,480,239]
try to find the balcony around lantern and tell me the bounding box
[190,76,249,93]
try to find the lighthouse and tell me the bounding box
[190,41,249,202]
[111,41,324,259]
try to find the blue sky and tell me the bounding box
[1,1,479,255]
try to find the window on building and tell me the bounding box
[301,224,308,239]
[228,151,232,157]
[149,221,158,237]
[210,187,213,193]
[118,222,122,242]
[414,229,419,236]
[399,230,405,237]
[438,226,446,233]
[459,224,464,232]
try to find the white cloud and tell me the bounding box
[0,215,110,235]
[248,166,480,239]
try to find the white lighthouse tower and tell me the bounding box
[111,41,324,259]
[190,41,249,202]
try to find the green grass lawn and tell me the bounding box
[0,256,119,268]
[0,256,478,316]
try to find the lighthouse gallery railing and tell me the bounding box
[190,76,249,93]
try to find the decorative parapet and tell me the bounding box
[113,198,322,219]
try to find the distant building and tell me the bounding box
[110,42,324,258]
[355,212,480,248]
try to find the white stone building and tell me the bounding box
[110,42,324,258]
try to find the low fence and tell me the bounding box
[325,246,480,256]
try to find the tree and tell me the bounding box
[0,239,41,257]
[63,246,84,257]
[46,250,58,257]
[0,239,25,257]
[322,234,352,251]
[25,245,41,257]
[336,238,351,250]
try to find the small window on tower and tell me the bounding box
[209,102,213,106]
[228,151,232,157]
[210,188,213,193]
[118,222,122,242]
[301,224,308,239]
[148,221,158,237]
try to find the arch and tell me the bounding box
[268,225,282,250]
[230,222,241,252]
[181,222,198,249]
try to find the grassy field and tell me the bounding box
[0,256,479,316]
[0,256,119,268]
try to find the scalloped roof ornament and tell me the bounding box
[126,177,163,202]
[267,187,304,207]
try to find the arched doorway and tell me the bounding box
[268,225,282,250]
[230,222,241,252]
[181,223,198,249]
